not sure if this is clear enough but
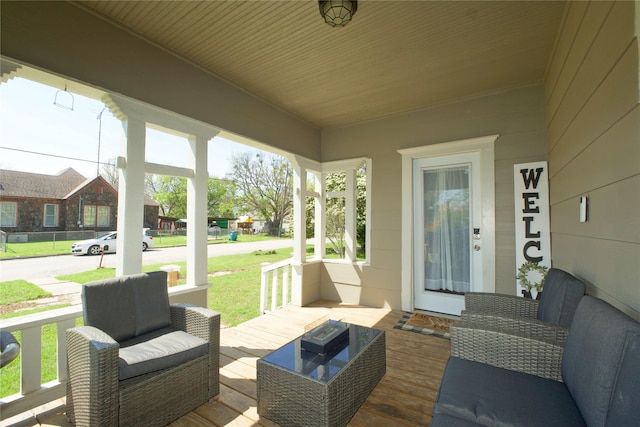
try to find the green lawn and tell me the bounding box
[0,245,296,398]
[0,232,285,259]
[0,280,52,304]
[57,246,293,286]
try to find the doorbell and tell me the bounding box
[579,196,588,223]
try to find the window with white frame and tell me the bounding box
[329,163,369,261]
[305,158,371,262]
[0,201,17,227]
[43,204,59,227]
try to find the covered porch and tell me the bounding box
[1,0,639,424]
[4,301,449,427]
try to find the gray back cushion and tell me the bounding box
[606,332,640,426]
[132,271,171,336]
[82,275,137,341]
[562,296,640,427]
[537,268,585,327]
[82,271,170,342]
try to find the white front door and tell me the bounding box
[413,152,483,315]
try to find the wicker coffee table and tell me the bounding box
[257,321,386,427]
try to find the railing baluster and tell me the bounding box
[271,268,278,312]
[282,264,289,308]
[20,327,42,395]
[260,262,270,314]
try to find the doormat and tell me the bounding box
[393,312,460,339]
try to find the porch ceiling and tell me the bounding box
[77,0,566,129]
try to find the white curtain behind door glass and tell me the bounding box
[423,166,470,293]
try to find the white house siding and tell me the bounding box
[545,0,640,320]
[320,84,547,309]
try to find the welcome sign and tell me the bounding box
[513,161,551,298]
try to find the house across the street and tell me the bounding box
[0,167,159,234]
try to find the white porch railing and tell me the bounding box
[0,305,83,421]
[260,258,293,314]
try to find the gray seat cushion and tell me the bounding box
[82,271,170,342]
[562,296,640,427]
[118,327,208,380]
[536,268,585,328]
[433,357,586,426]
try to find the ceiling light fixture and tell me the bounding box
[319,1,357,27]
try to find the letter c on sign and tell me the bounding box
[523,241,543,263]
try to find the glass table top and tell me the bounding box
[261,321,383,383]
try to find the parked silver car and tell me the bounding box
[70,230,154,255]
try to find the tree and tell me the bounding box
[151,176,188,217]
[100,160,119,188]
[229,152,293,236]
[147,175,238,219]
[207,177,237,218]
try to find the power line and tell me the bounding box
[0,146,114,166]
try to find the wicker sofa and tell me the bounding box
[432,296,640,426]
[66,271,220,426]
[461,268,586,344]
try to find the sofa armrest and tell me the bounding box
[450,323,564,381]
[66,326,120,425]
[461,311,570,345]
[170,304,221,399]
[464,293,539,318]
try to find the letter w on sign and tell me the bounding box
[520,167,544,189]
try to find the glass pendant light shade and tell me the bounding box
[319,1,357,27]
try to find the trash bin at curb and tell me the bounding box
[159,264,180,287]
[229,231,238,241]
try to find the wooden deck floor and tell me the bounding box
[5,301,450,426]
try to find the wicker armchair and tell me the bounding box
[461,268,585,345]
[436,297,640,426]
[66,272,220,426]
[450,322,565,381]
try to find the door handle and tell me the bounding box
[474,245,481,251]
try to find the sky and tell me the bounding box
[0,77,259,179]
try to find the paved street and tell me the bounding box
[0,238,295,283]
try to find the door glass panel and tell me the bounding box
[423,165,470,293]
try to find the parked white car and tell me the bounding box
[70,230,154,255]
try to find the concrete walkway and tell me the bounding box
[27,278,82,306]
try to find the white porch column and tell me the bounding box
[313,171,326,259]
[186,135,209,286]
[345,168,357,262]
[116,118,146,276]
[291,163,307,306]
[292,164,307,264]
